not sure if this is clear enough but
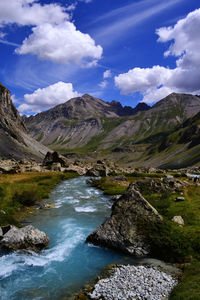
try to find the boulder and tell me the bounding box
[172,216,184,226]
[43,151,68,167]
[86,183,162,257]
[0,225,49,252]
[86,164,109,177]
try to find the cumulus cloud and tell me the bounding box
[16,22,103,65]
[103,69,112,79]
[0,0,68,26]
[115,9,200,103]
[18,81,81,113]
[0,0,103,66]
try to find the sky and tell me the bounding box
[0,0,199,115]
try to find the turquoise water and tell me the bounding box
[0,177,133,300]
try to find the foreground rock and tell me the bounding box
[86,183,162,257]
[0,225,49,252]
[89,265,178,300]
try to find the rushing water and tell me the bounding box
[0,177,134,300]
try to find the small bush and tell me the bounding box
[14,190,40,206]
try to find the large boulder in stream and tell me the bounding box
[86,183,162,257]
[0,225,49,252]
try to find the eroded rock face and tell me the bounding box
[0,225,49,252]
[86,183,162,257]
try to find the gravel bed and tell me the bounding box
[88,265,178,300]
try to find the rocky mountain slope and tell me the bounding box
[0,83,49,161]
[24,92,200,168]
[24,94,150,149]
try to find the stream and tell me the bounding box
[0,177,177,300]
[0,177,131,299]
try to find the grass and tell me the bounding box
[169,261,200,300]
[0,171,79,226]
[89,177,129,195]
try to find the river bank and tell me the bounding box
[0,171,79,227]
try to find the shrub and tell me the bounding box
[14,190,40,206]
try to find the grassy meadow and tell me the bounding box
[0,171,78,227]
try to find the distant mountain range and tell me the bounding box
[1,81,200,168]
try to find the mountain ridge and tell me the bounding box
[0,82,49,161]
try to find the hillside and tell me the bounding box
[25,94,150,150]
[0,83,49,161]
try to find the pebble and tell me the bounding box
[89,265,178,300]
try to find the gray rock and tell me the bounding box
[0,225,49,252]
[172,216,184,226]
[86,183,162,257]
[175,196,185,202]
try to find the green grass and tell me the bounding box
[0,171,79,226]
[89,177,129,195]
[169,261,200,300]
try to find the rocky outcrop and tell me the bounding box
[0,82,50,161]
[0,225,49,252]
[86,183,162,257]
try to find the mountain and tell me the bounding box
[152,110,200,168]
[0,83,49,161]
[24,94,150,150]
[24,92,200,168]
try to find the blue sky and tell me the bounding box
[0,0,199,114]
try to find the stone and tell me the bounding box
[0,225,49,252]
[175,197,185,202]
[0,227,3,237]
[172,216,184,226]
[51,162,62,171]
[86,183,162,257]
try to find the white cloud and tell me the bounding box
[0,0,69,26]
[103,69,112,79]
[115,9,200,103]
[18,81,81,113]
[16,22,103,65]
[99,81,107,88]
[0,1,103,66]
